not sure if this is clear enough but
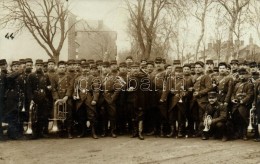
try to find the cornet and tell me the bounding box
[49,99,67,133]
[203,115,212,132]
[247,106,256,133]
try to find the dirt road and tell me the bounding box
[1,136,260,164]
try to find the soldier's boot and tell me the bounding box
[101,121,107,137]
[77,124,85,138]
[131,121,138,138]
[201,132,209,140]
[254,124,260,142]
[146,128,156,136]
[91,123,98,139]
[160,124,164,137]
[177,124,185,138]
[138,121,144,140]
[110,121,117,138]
[166,125,175,138]
[68,128,73,139]
[242,128,248,141]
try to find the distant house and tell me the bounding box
[197,35,260,65]
[68,13,117,61]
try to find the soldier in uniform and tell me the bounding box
[253,72,260,142]
[230,59,239,83]
[99,61,124,138]
[73,63,100,139]
[96,60,103,76]
[231,68,254,140]
[5,61,24,139]
[27,59,52,139]
[0,59,7,140]
[205,59,215,78]
[200,91,228,141]
[127,62,148,140]
[125,56,134,68]
[190,63,195,75]
[190,61,213,136]
[52,61,74,139]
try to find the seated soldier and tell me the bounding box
[200,91,228,141]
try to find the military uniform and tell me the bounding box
[73,67,100,139]
[27,60,52,138]
[0,59,7,139]
[231,68,254,140]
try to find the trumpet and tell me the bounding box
[203,115,212,132]
[24,101,37,135]
[247,106,256,133]
[49,99,67,133]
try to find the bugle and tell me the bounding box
[247,106,256,133]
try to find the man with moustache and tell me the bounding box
[27,59,52,139]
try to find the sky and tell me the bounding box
[0,0,259,63]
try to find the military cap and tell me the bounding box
[218,62,227,68]
[147,60,154,66]
[43,62,48,66]
[227,64,231,70]
[175,66,183,72]
[155,57,163,64]
[140,63,147,69]
[0,59,6,66]
[230,59,239,65]
[47,59,55,64]
[190,63,195,68]
[126,56,133,60]
[75,59,81,65]
[81,63,90,68]
[90,64,97,69]
[35,59,44,65]
[195,61,204,67]
[80,59,86,62]
[110,60,117,66]
[183,63,191,68]
[67,59,75,65]
[141,59,147,63]
[213,67,219,72]
[249,61,257,68]
[119,62,127,67]
[103,61,110,67]
[19,59,25,64]
[238,68,248,75]
[206,59,214,64]
[25,58,33,63]
[164,64,171,70]
[173,60,181,65]
[88,59,95,64]
[58,60,66,66]
[131,62,140,67]
[208,91,217,98]
[96,60,103,66]
[11,61,20,66]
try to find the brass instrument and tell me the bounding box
[203,114,212,132]
[24,101,37,135]
[49,99,67,133]
[74,82,80,100]
[247,106,256,133]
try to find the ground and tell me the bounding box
[1,135,260,164]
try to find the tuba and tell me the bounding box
[203,115,212,132]
[49,99,67,133]
[247,106,256,133]
[24,101,37,135]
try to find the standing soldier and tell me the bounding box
[253,72,260,142]
[231,68,254,140]
[127,62,148,140]
[0,59,7,140]
[190,63,195,76]
[27,59,52,139]
[52,61,74,139]
[190,61,213,137]
[73,63,100,139]
[205,60,215,77]
[99,61,124,138]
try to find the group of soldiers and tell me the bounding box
[0,56,260,142]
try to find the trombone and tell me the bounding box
[49,99,67,133]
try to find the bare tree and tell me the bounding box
[0,0,76,62]
[190,0,213,61]
[248,0,260,40]
[216,0,250,61]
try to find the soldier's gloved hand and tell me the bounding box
[188,87,193,92]
[63,96,68,102]
[91,100,96,106]
[224,102,228,106]
[231,99,237,104]
[127,86,135,92]
[159,99,164,103]
[193,91,199,97]
[73,96,78,100]
[240,100,243,104]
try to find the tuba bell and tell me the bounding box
[203,115,212,132]
[49,99,67,133]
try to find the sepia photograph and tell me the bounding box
[0,0,260,163]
